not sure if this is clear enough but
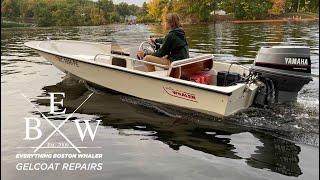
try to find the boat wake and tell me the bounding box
[118,93,319,146]
[227,103,319,146]
[83,81,109,95]
[119,96,183,119]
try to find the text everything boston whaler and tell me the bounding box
[25,39,312,117]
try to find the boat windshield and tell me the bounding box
[110,38,129,56]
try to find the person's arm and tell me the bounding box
[152,34,174,58]
[155,38,165,44]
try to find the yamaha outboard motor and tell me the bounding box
[252,46,312,105]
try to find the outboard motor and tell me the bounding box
[252,46,312,105]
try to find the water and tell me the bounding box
[1,22,319,180]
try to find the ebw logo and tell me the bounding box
[20,92,101,153]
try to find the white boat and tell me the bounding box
[25,40,312,117]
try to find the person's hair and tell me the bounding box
[165,13,182,29]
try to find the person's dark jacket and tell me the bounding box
[151,28,189,61]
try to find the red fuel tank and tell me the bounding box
[187,72,212,85]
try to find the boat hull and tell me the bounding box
[35,50,258,117]
[23,39,259,117]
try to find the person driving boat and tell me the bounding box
[137,13,190,72]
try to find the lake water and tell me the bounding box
[1,21,319,180]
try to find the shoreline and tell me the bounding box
[230,17,319,23]
[2,17,319,28]
[106,17,320,27]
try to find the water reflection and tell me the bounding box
[34,77,302,177]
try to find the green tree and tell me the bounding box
[98,0,114,23]
[234,0,271,20]
[19,0,36,18]
[128,4,140,16]
[51,0,84,26]
[110,11,120,22]
[116,2,131,19]
[138,2,148,16]
[32,0,55,26]
[77,2,105,26]
[219,0,235,14]
[1,0,20,20]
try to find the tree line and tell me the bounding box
[1,0,145,26]
[146,0,319,23]
[1,0,319,27]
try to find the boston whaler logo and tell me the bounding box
[285,57,310,66]
[16,92,103,171]
[163,87,197,102]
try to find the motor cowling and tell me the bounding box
[252,46,312,104]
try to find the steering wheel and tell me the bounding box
[137,41,156,60]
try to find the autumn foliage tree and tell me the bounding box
[145,0,318,21]
[269,0,286,15]
[146,0,163,21]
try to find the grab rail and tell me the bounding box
[93,54,110,61]
[93,53,168,68]
[167,55,214,79]
[170,55,214,68]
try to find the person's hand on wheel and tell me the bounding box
[149,37,156,43]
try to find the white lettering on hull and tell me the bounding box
[163,87,198,102]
